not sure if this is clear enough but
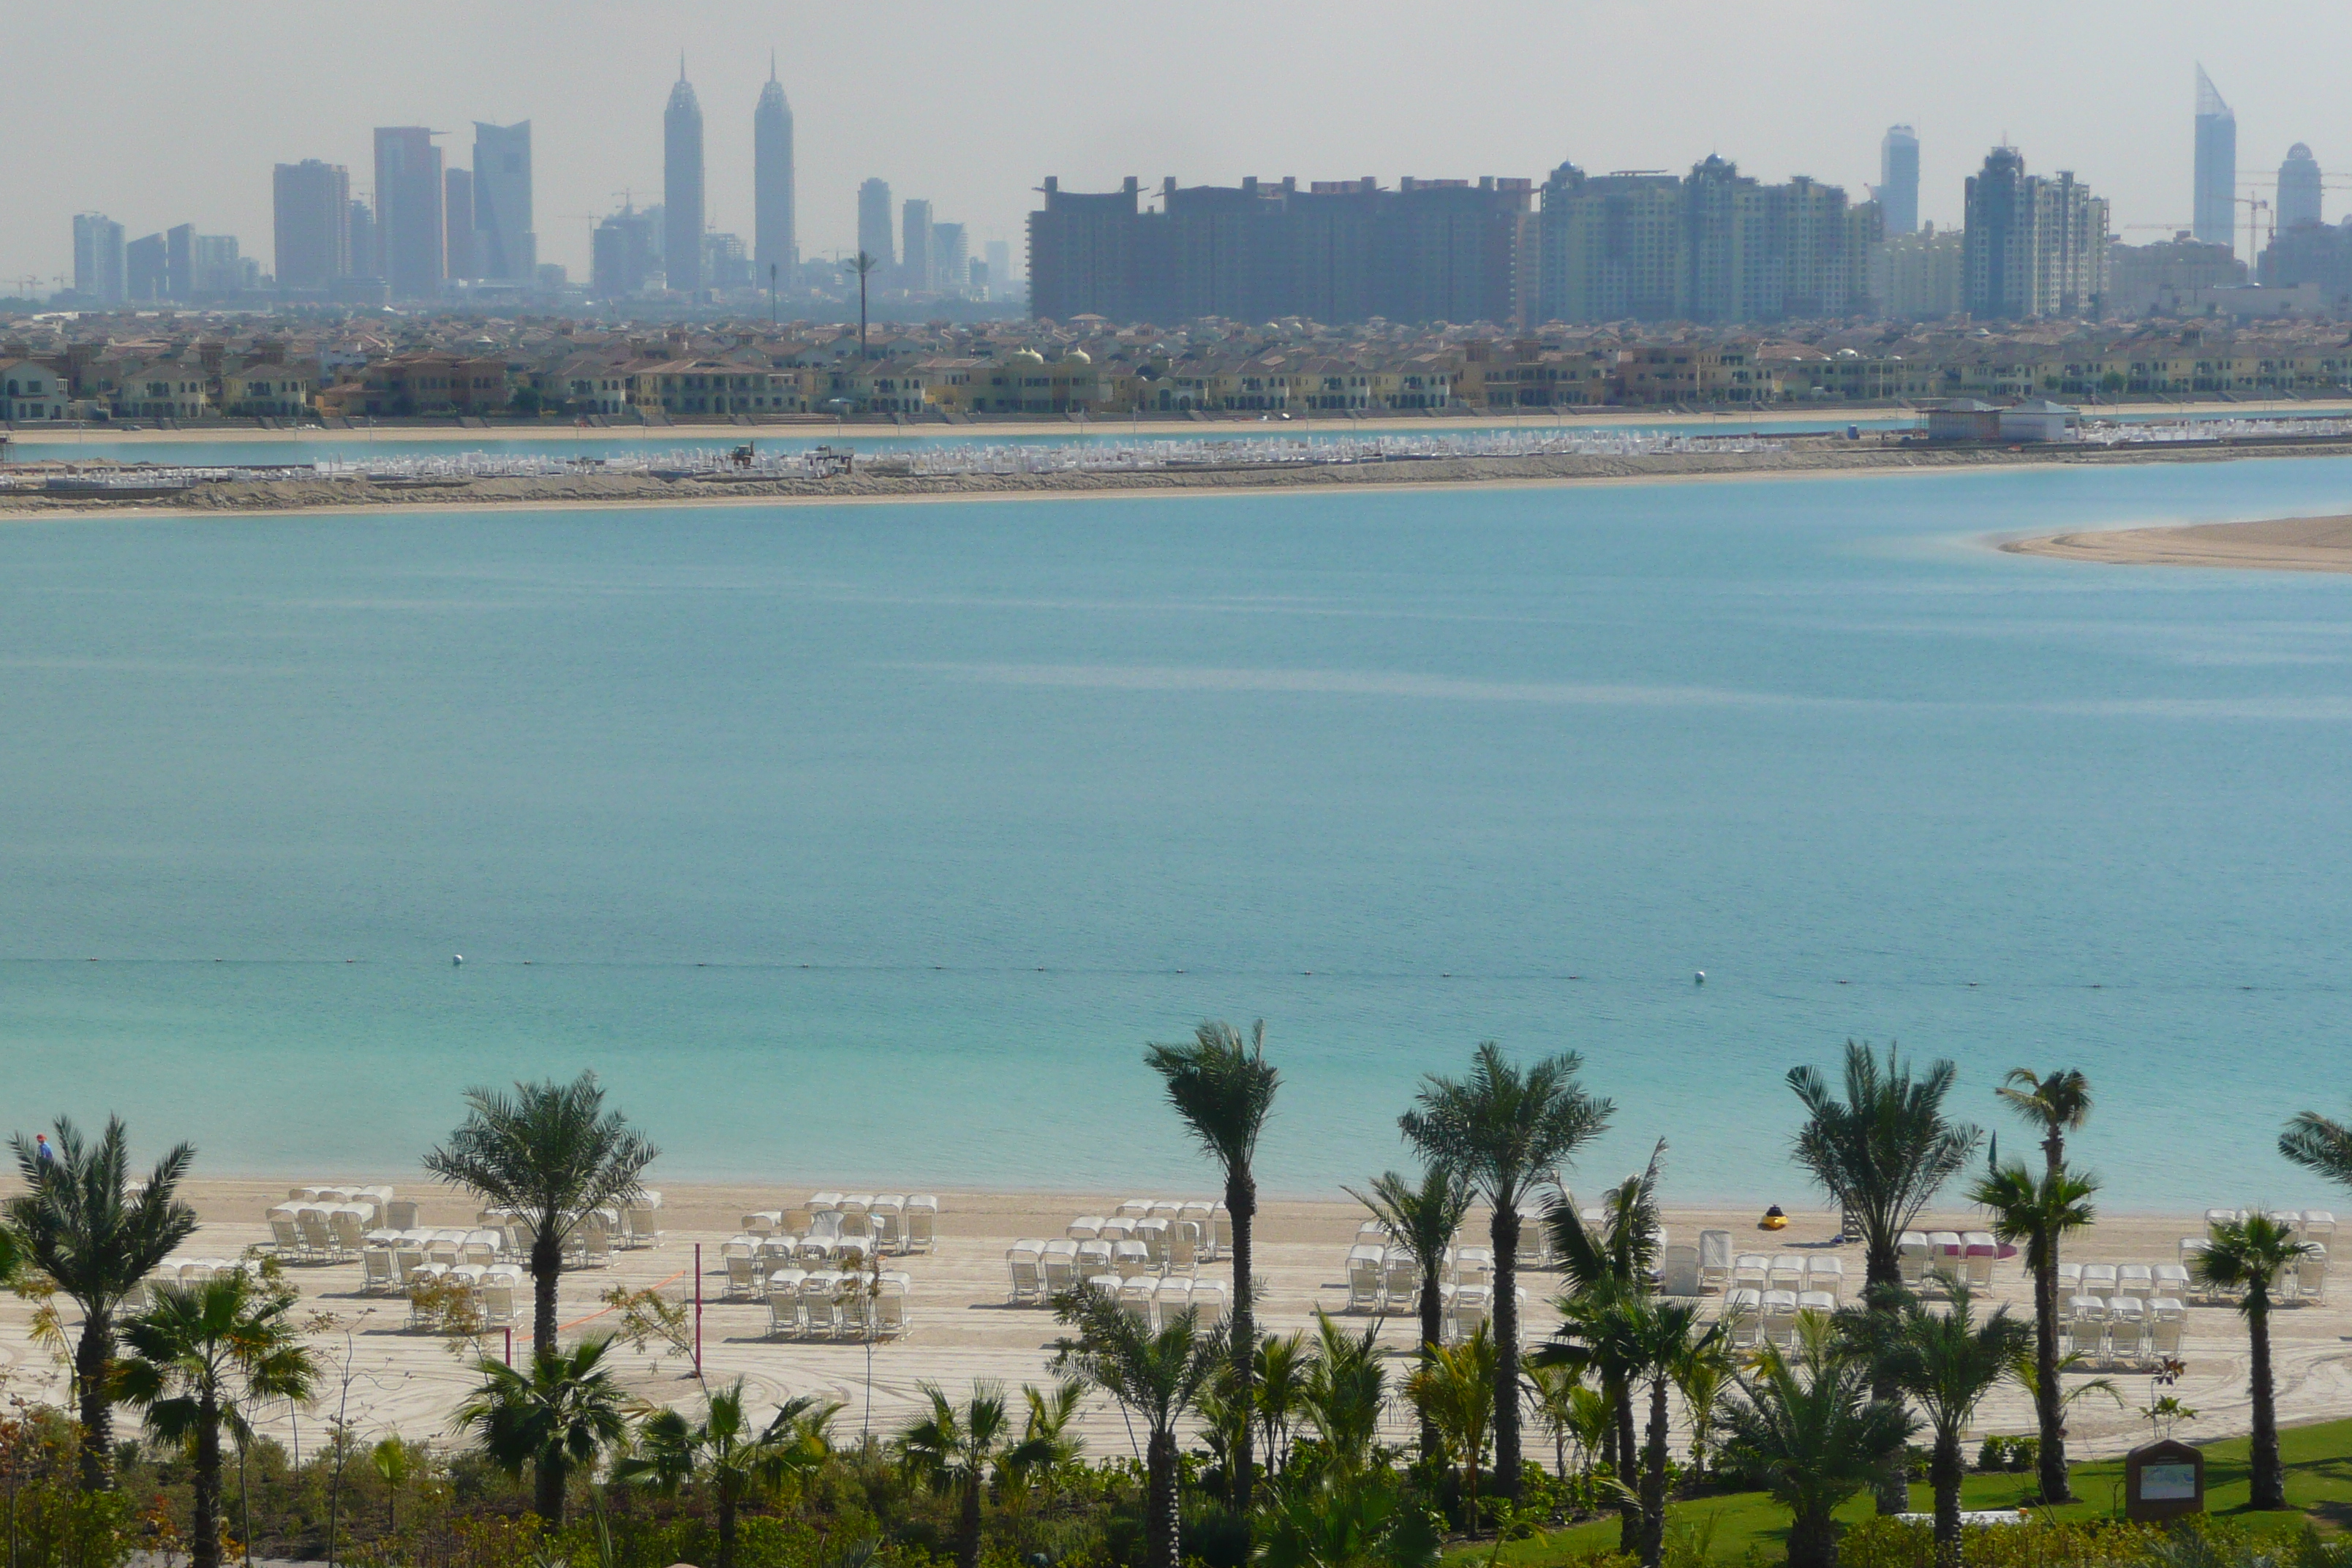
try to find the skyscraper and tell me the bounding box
[445,167,478,280]
[902,198,934,290]
[348,199,377,281]
[2194,66,2236,252]
[2279,143,2323,230]
[1964,145,2106,320]
[664,61,706,293]
[1880,125,1920,236]
[165,224,195,301]
[932,222,968,295]
[126,234,166,301]
[72,214,126,304]
[374,126,445,298]
[274,160,350,290]
[753,55,796,281]
[858,178,896,266]
[472,121,535,282]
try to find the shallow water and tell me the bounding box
[2,457,2349,1207]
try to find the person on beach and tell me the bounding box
[33,1134,53,1175]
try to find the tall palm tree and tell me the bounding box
[2192,1214,2315,1510]
[1344,1164,1471,1461]
[1404,1323,1496,1529]
[615,1382,837,1568]
[1997,1068,2092,1177]
[454,1335,637,1524]
[1629,1301,1725,1568]
[113,1269,320,1568]
[1717,1338,1915,1568]
[1787,1041,1980,1513]
[1145,1018,1278,1513]
[1966,1161,2097,1503]
[6,1115,198,1488]
[1052,1284,1229,1568]
[1863,1290,2029,1567]
[1542,1139,1665,1544]
[894,1382,1055,1568]
[1402,1043,1613,1501]
[423,1072,659,1353]
[842,252,880,358]
[1541,1286,1646,1553]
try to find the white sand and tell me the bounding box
[0,1177,2333,1463]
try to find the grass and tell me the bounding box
[1456,1417,2352,1564]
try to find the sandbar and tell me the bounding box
[2004,513,2352,574]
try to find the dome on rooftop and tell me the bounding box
[1010,348,1044,365]
[1063,347,1090,365]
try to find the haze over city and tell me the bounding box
[10,0,2352,287]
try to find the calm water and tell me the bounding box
[3,460,2350,1209]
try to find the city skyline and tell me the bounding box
[12,1,2352,292]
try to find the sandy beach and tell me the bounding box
[3,1175,2337,1466]
[11,432,2352,518]
[2005,513,2352,574]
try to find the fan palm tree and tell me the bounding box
[1966,1161,2097,1503]
[1864,1290,2029,1566]
[1343,1164,1471,1461]
[894,1382,1046,1568]
[614,1381,837,1568]
[423,1072,659,1353]
[1052,1284,1230,1568]
[6,1115,198,1488]
[1298,1313,1388,1480]
[1541,1141,1666,1545]
[1997,1068,2092,1177]
[1402,1043,1613,1501]
[1404,1323,1496,1529]
[113,1269,320,1568]
[1145,1019,1278,1512]
[454,1335,637,1524]
[1717,1338,1915,1568]
[1539,1285,1646,1552]
[2192,1214,2315,1510]
[1629,1301,1725,1568]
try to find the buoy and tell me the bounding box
[1694,970,1705,985]
[452,954,463,966]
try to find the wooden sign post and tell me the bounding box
[2124,1439,2204,1523]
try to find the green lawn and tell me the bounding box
[1456,1418,2352,1564]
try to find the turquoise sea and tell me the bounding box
[3,459,2350,1209]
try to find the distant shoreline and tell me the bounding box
[2003,513,2352,575]
[7,396,2352,450]
[9,429,2352,518]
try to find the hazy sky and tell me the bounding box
[12,1,2352,290]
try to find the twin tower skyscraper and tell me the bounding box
[663,55,796,294]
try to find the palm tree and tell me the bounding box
[615,1381,836,1568]
[2192,1214,2315,1510]
[893,1382,1053,1568]
[1344,1165,1471,1462]
[6,1115,198,1488]
[1628,1301,1725,1568]
[1145,1018,1278,1513]
[1967,1161,2097,1503]
[1000,1382,1085,1512]
[1541,1286,1646,1552]
[1863,1290,2029,1566]
[1787,1041,1980,1514]
[1541,1142,1666,1548]
[454,1335,637,1524]
[1787,1042,1982,1295]
[1052,1284,1229,1568]
[1997,1068,2092,1177]
[1404,1324,1496,1529]
[2280,1107,2352,1195]
[113,1269,320,1568]
[1717,1338,1915,1568]
[842,252,880,358]
[1297,1313,1388,1480]
[1402,1043,1613,1501]
[423,1072,659,1353]
[1254,1331,1310,1480]
[1524,1360,1584,1488]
